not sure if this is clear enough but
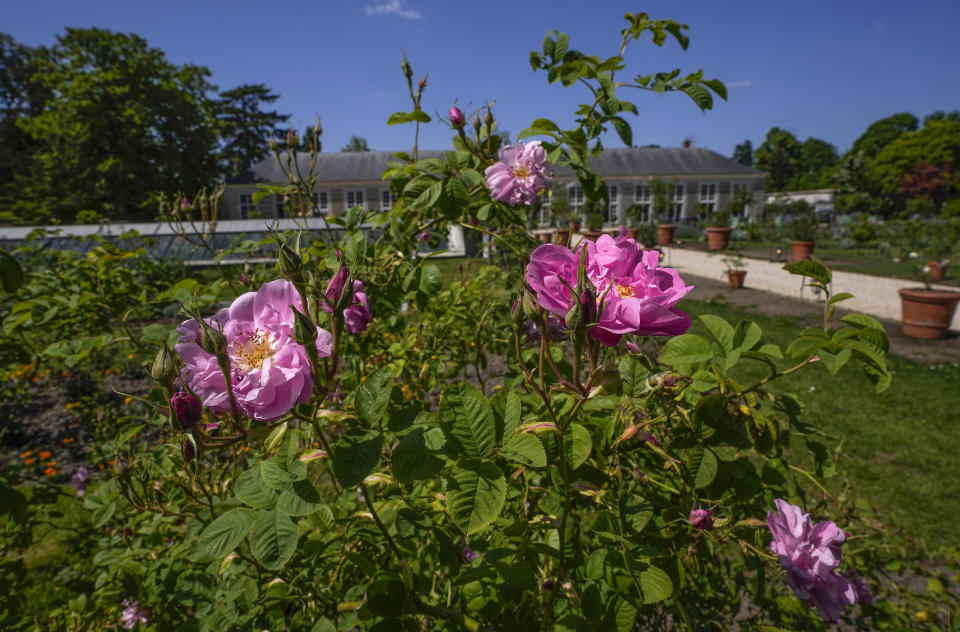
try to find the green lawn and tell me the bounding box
[680,295,960,552]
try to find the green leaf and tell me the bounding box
[783,259,831,285]
[611,597,637,632]
[393,427,446,484]
[386,111,411,125]
[193,508,256,561]
[277,480,323,516]
[441,382,496,458]
[609,116,632,147]
[554,32,570,59]
[0,250,23,293]
[501,433,546,468]
[699,314,734,353]
[490,390,521,441]
[680,83,712,111]
[567,423,593,470]
[419,263,442,295]
[447,460,506,534]
[408,110,431,123]
[235,465,279,509]
[260,458,307,490]
[618,354,649,399]
[659,334,714,367]
[635,562,673,604]
[818,348,852,375]
[840,312,883,330]
[249,510,299,570]
[827,292,855,306]
[690,369,719,393]
[732,320,762,352]
[410,181,443,211]
[686,447,718,488]
[332,431,383,488]
[356,367,393,425]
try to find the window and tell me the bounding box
[606,185,619,224]
[732,183,750,218]
[567,185,585,213]
[239,193,256,219]
[670,184,684,221]
[539,188,552,226]
[699,183,716,215]
[346,190,364,209]
[275,195,285,218]
[381,189,397,211]
[634,183,651,222]
[314,191,329,215]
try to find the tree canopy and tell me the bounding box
[732,140,753,166]
[341,135,371,152]
[216,83,290,177]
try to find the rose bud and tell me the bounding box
[325,266,350,310]
[170,391,202,430]
[449,106,464,128]
[689,507,713,530]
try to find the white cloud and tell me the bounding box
[364,0,423,20]
[727,80,754,88]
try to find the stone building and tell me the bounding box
[223,146,765,225]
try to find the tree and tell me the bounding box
[5,28,220,223]
[923,111,960,126]
[341,135,371,152]
[848,112,917,159]
[754,127,802,191]
[216,83,290,177]
[732,140,753,166]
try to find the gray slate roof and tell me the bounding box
[230,146,762,185]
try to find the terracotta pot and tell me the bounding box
[656,224,676,246]
[898,287,960,339]
[554,229,570,246]
[627,228,639,241]
[569,220,582,233]
[791,240,816,261]
[581,231,605,242]
[706,227,732,251]
[727,269,747,289]
[927,261,948,282]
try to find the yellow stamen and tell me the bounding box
[615,283,635,298]
[513,165,530,178]
[232,329,273,371]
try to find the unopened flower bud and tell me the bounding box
[472,114,482,133]
[326,266,350,309]
[689,508,713,530]
[484,108,494,129]
[565,295,583,331]
[287,129,297,147]
[200,323,227,357]
[511,296,527,327]
[291,306,317,346]
[401,54,413,80]
[182,433,197,462]
[449,106,464,128]
[181,197,190,210]
[151,344,177,386]
[278,240,302,280]
[523,288,540,319]
[417,77,427,92]
[170,391,201,430]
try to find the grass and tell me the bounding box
[679,294,960,552]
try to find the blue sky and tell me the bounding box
[6,0,960,158]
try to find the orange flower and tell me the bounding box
[62,437,75,444]
[43,467,57,476]
[123,396,133,406]
[45,460,56,466]
[19,450,33,459]
[24,458,35,465]
[39,451,52,459]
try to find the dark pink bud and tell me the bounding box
[240,273,249,284]
[449,106,464,128]
[689,508,713,530]
[419,231,429,242]
[625,341,640,354]
[541,579,555,591]
[170,392,202,430]
[181,197,189,210]
[460,537,478,563]
[122,526,133,537]
[325,266,350,310]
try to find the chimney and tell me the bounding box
[682,138,691,149]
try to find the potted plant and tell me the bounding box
[897,225,960,339]
[651,178,677,245]
[705,210,732,251]
[788,202,818,260]
[721,250,747,289]
[582,209,606,242]
[924,235,951,282]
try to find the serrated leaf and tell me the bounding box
[681,83,712,111]
[634,562,673,604]
[554,32,570,59]
[392,427,445,484]
[332,431,383,488]
[699,314,734,353]
[840,312,883,330]
[249,510,299,570]
[609,116,632,147]
[235,465,278,509]
[410,181,443,211]
[193,508,256,561]
[276,480,323,516]
[501,433,546,468]
[490,390,521,442]
[659,334,714,367]
[817,348,852,375]
[441,382,496,458]
[356,367,393,425]
[447,460,506,534]
[567,423,592,470]
[733,320,762,352]
[783,259,831,285]
[686,447,718,488]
